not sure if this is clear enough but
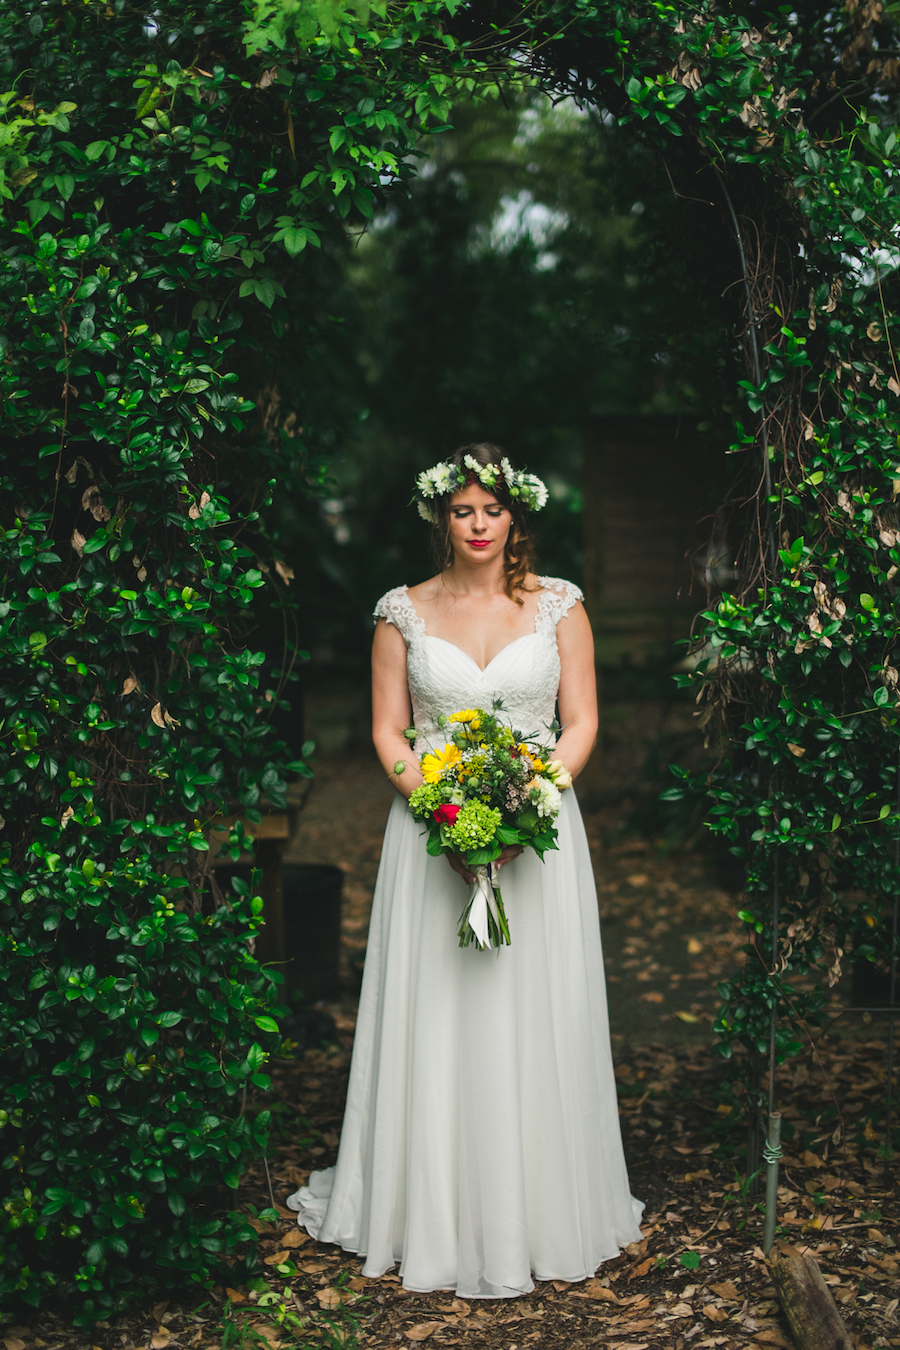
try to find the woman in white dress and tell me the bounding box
[287,443,643,1298]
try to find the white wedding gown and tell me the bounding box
[287,577,643,1297]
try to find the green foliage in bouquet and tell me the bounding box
[407,707,571,947]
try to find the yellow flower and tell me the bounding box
[531,757,546,773]
[449,709,481,729]
[421,742,462,783]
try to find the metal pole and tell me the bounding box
[762,1111,783,1254]
[886,755,900,1189]
[768,850,780,1120]
[886,890,897,1189]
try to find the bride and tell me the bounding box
[287,443,643,1298]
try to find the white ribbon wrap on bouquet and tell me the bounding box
[465,863,501,949]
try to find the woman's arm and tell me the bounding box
[371,618,424,800]
[553,600,599,780]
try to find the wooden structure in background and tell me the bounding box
[582,416,723,668]
[207,809,298,970]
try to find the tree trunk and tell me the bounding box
[770,1246,852,1350]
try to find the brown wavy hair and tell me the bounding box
[429,443,538,604]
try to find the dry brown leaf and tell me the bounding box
[571,1279,618,1303]
[274,560,294,584]
[71,528,86,557]
[246,1217,276,1234]
[446,1299,470,1315]
[702,1304,727,1322]
[867,1227,890,1245]
[316,1288,343,1310]
[4,1338,27,1350]
[225,1287,247,1303]
[122,674,139,695]
[626,873,648,887]
[279,1229,310,1248]
[670,1302,693,1316]
[640,991,665,1003]
[405,1325,443,1342]
[627,1256,654,1281]
[299,1260,328,1273]
[150,1332,171,1350]
[263,1248,291,1265]
[674,1011,700,1023]
[252,1328,281,1350]
[800,1150,823,1169]
[753,1331,792,1348]
[150,702,165,729]
[709,1280,740,1301]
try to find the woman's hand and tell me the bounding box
[446,845,523,885]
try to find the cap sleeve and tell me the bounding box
[373,585,425,647]
[535,577,585,635]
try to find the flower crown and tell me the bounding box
[413,455,548,523]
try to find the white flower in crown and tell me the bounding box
[411,454,547,517]
[521,473,548,510]
[432,462,455,494]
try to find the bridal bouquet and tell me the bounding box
[407,707,572,950]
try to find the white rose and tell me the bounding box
[547,759,573,789]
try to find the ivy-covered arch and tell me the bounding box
[1,0,898,1319]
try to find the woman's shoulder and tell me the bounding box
[373,582,431,643]
[405,575,444,605]
[535,575,584,604]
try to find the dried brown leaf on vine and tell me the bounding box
[123,675,139,695]
[150,702,166,729]
[71,528,86,556]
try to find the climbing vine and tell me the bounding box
[2,0,899,1321]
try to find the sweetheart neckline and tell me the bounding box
[422,631,540,675]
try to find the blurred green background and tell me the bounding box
[262,94,744,764]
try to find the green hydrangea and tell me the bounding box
[408,782,443,819]
[447,800,502,851]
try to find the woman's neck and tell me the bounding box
[441,556,510,598]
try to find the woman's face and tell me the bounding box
[446,482,511,566]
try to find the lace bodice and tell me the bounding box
[373,577,584,750]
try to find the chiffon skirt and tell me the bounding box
[286,790,643,1298]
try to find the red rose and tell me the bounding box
[433,803,461,826]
